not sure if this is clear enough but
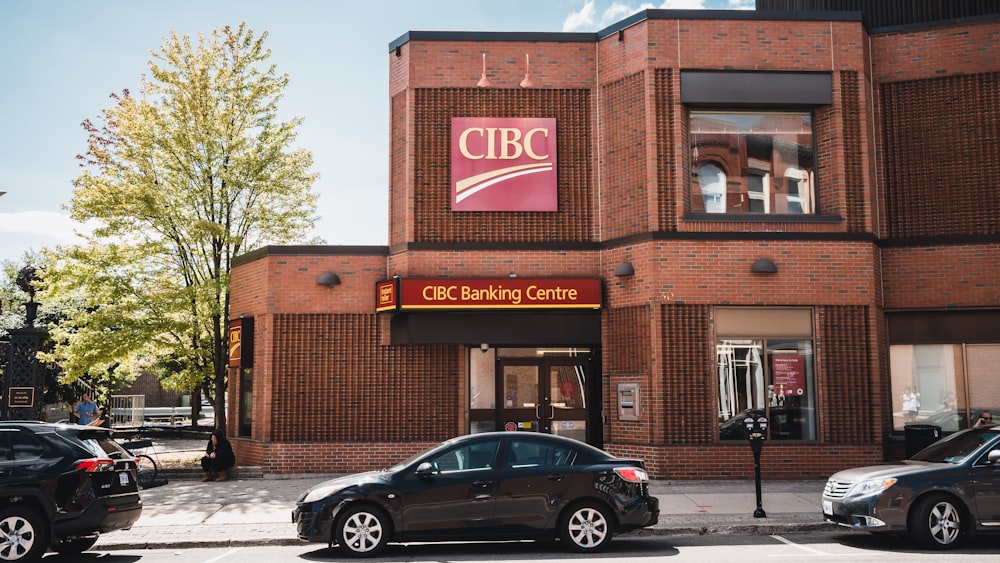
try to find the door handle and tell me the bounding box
[473,480,493,487]
[535,404,541,420]
[547,473,566,481]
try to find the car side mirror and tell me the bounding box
[988,450,1000,464]
[415,462,436,478]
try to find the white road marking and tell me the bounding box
[200,547,243,563]
[771,534,834,556]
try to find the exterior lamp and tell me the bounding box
[520,54,535,88]
[477,53,493,88]
[613,262,635,277]
[750,258,778,274]
[316,272,341,287]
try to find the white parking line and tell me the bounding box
[200,547,243,563]
[771,534,833,556]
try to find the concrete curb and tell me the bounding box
[156,466,263,480]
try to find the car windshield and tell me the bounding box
[911,429,1000,464]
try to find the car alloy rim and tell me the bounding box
[342,511,383,553]
[928,501,961,545]
[567,507,608,548]
[0,516,35,561]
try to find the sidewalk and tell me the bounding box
[94,470,834,550]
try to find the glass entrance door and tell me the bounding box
[498,359,588,442]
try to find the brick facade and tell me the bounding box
[228,10,1000,479]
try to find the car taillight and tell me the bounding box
[614,467,648,483]
[74,458,115,472]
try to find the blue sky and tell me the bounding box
[0,0,751,264]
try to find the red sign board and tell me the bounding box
[228,320,243,368]
[772,355,806,396]
[375,278,601,311]
[451,117,557,212]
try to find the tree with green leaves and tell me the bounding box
[44,23,319,434]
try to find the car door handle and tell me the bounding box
[473,480,493,487]
[547,473,566,481]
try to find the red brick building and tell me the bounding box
[227,2,1000,479]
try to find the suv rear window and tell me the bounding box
[65,428,129,459]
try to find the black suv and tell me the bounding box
[1,421,142,561]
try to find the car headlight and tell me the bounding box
[302,482,347,503]
[850,477,897,496]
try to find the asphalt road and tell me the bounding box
[47,532,1000,562]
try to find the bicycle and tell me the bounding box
[120,438,159,488]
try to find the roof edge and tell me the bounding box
[388,9,865,52]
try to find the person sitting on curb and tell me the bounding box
[201,429,236,482]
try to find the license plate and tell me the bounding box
[120,472,130,486]
[823,500,833,515]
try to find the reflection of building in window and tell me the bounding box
[889,344,1000,432]
[783,167,813,213]
[717,340,765,419]
[747,169,769,213]
[690,111,814,215]
[697,162,726,213]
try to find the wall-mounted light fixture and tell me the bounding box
[613,262,635,277]
[520,54,535,88]
[750,258,778,274]
[480,343,490,353]
[477,53,493,88]
[316,272,342,286]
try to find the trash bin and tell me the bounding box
[904,424,941,458]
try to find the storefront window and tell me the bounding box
[715,308,816,441]
[690,111,815,215]
[717,339,816,440]
[889,344,1000,432]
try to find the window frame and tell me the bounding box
[688,110,820,219]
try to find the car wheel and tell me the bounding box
[909,493,964,549]
[51,535,99,555]
[0,506,49,563]
[559,501,613,553]
[334,504,390,557]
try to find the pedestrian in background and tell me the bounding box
[975,410,994,427]
[201,430,236,482]
[75,393,100,425]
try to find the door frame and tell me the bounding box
[495,354,595,443]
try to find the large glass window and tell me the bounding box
[890,344,1000,432]
[690,112,815,215]
[716,308,816,441]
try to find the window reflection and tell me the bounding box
[691,112,815,215]
[717,338,816,440]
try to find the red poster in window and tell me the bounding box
[772,355,805,396]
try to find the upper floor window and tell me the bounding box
[690,112,815,215]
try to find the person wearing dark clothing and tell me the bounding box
[201,430,236,482]
[88,405,112,428]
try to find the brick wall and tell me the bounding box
[226,12,999,477]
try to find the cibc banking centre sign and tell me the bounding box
[376,278,601,312]
[451,117,557,212]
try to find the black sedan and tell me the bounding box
[822,424,1000,549]
[292,432,659,556]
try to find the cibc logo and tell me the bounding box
[451,117,557,212]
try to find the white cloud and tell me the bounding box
[562,0,754,32]
[563,0,598,32]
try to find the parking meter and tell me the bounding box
[744,414,768,518]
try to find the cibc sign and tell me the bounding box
[451,117,557,212]
[376,278,601,312]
